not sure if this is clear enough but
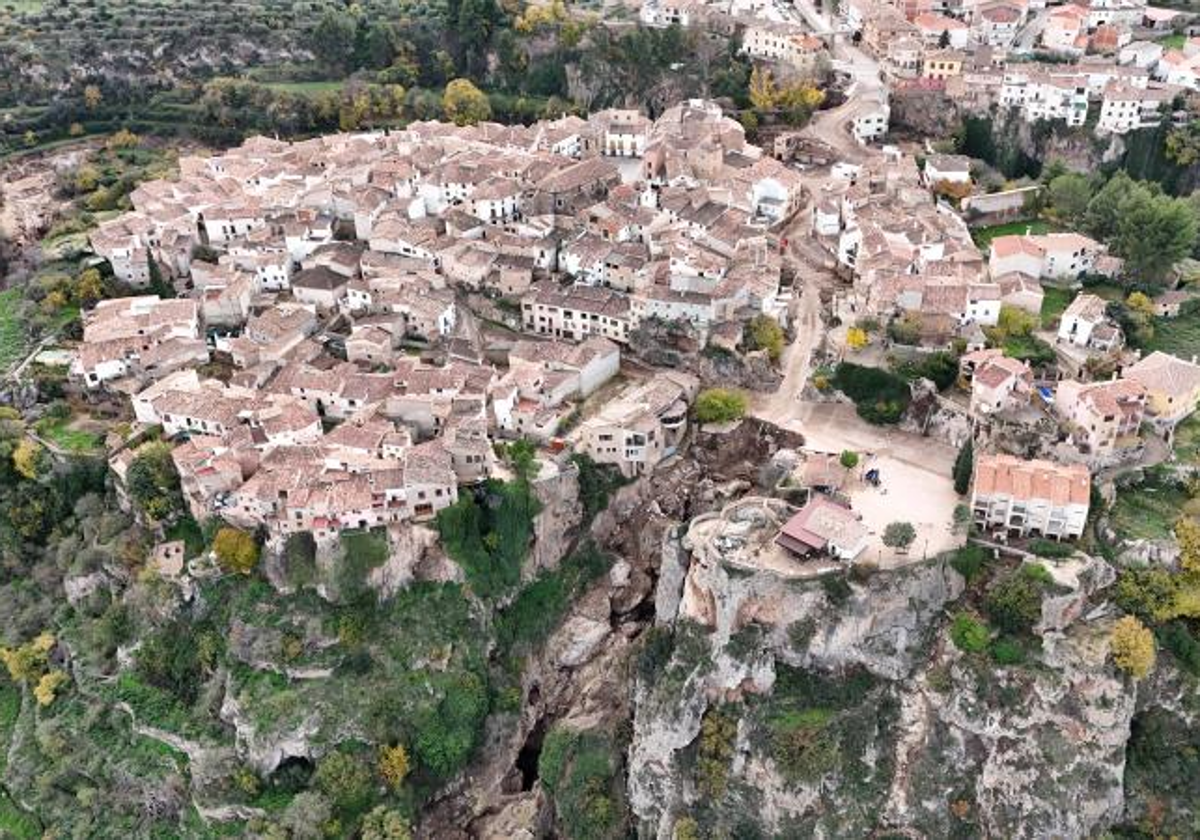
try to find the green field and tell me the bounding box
[0,678,38,839]
[35,417,105,452]
[1158,33,1187,49]
[1040,286,1073,329]
[971,219,1051,250]
[1110,476,1191,541]
[1145,304,1200,358]
[259,80,343,96]
[0,288,27,374]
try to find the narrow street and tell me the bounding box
[754,279,821,423]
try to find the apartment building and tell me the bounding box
[1055,377,1147,453]
[989,233,1102,280]
[521,282,634,343]
[971,454,1091,540]
[999,71,1089,126]
[1124,351,1200,428]
[1097,82,1172,134]
[741,23,826,71]
[577,371,698,477]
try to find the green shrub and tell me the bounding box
[696,706,738,798]
[1114,567,1179,624]
[831,363,910,425]
[950,544,986,582]
[496,542,611,660]
[1159,621,1200,676]
[894,351,958,391]
[949,612,989,653]
[985,568,1046,634]
[820,573,853,606]
[437,480,542,600]
[413,670,489,781]
[636,625,675,684]
[570,453,627,525]
[769,708,839,782]
[1028,539,1074,558]
[695,388,747,424]
[538,726,622,840]
[990,637,1025,665]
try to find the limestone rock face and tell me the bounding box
[530,461,583,576]
[887,623,1135,839]
[472,790,549,840]
[548,587,612,668]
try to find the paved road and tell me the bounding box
[755,278,821,423]
[802,40,885,163]
[787,0,833,36]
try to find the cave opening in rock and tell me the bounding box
[515,717,548,792]
[270,756,315,794]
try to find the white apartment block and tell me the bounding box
[741,24,826,70]
[999,72,1089,127]
[971,454,1091,540]
[1097,82,1172,134]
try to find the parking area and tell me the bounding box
[785,402,964,567]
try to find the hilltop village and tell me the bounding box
[6,0,1200,836]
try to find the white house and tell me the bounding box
[1098,82,1172,134]
[924,154,972,186]
[1057,293,1109,347]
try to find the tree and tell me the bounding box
[74,267,105,306]
[126,441,185,523]
[0,632,55,685]
[1178,517,1200,574]
[985,567,1045,634]
[1047,172,1093,227]
[748,65,776,111]
[846,326,869,350]
[106,128,139,149]
[212,528,259,575]
[83,84,102,109]
[1112,191,1198,284]
[314,749,374,812]
[442,78,491,126]
[33,670,68,707]
[313,9,357,73]
[953,437,973,496]
[147,252,174,298]
[883,521,917,551]
[1110,615,1155,680]
[505,439,538,482]
[938,29,951,48]
[747,314,785,361]
[694,388,747,424]
[839,450,859,469]
[361,806,412,840]
[378,743,410,790]
[1165,120,1200,167]
[1084,171,1137,243]
[987,304,1038,343]
[12,437,42,480]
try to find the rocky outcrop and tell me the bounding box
[887,621,1135,839]
[529,460,583,576]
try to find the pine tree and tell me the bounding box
[953,437,973,496]
[146,252,174,299]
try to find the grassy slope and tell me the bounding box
[1144,306,1200,358]
[0,289,26,375]
[971,219,1051,250]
